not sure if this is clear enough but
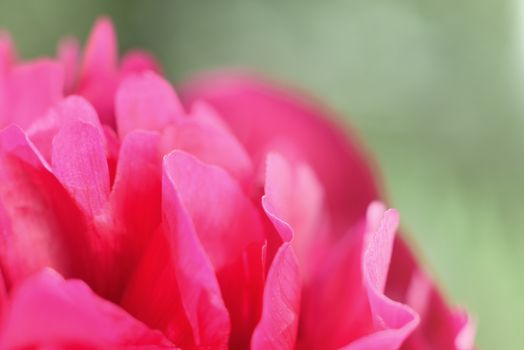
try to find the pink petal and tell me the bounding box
[27,95,104,161]
[0,60,63,129]
[108,131,162,288]
[80,16,117,82]
[181,73,379,235]
[122,151,231,348]
[163,151,231,347]
[51,120,109,216]
[77,17,118,126]
[115,72,184,138]
[343,207,419,350]
[120,50,161,76]
[103,124,120,185]
[0,263,8,315]
[217,241,266,349]
[387,238,476,350]
[0,126,115,297]
[158,109,261,346]
[0,126,83,287]
[57,37,80,93]
[298,204,418,350]
[121,226,198,348]
[251,243,301,350]
[262,153,328,276]
[364,207,399,293]
[298,221,372,349]
[455,313,476,350]
[0,269,176,349]
[0,31,16,72]
[160,101,253,188]
[28,104,118,291]
[165,150,263,269]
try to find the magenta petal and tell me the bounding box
[217,241,267,349]
[403,272,475,350]
[51,120,109,216]
[116,72,184,138]
[387,238,476,350]
[163,154,231,347]
[80,16,117,82]
[454,313,476,350]
[298,221,371,349]
[57,37,80,93]
[27,95,104,162]
[0,270,6,315]
[0,126,83,286]
[122,226,197,348]
[181,73,379,235]
[364,206,398,293]
[109,131,162,286]
[251,243,301,350]
[110,130,161,232]
[0,124,118,297]
[0,269,176,349]
[1,60,63,129]
[120,50,161,76]
[0,32,15,72]
[263,153,327,274]
[77,17,118,126]
[343,206,419,350]
[160,102,254,188]
[166,150,263,269]
[122,152,231,348]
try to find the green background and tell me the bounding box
[1,0,522,348]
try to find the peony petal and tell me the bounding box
[103,124,120,185]
[121,226,197,348]
[0,125,84,287]
[80,16,117,81]
[0,127,115,297]
[109,130,162,289]
[342,207,419,350]
[181,73,380,235]
[0,31,16,72]
[11,118,119,298]
[0,254,8,314]
[298,204,418,350]
[120,50,161,76]
[364,208,399,294]
[163,151,231,348]
[387,238,476,350]
[217,241,267,349]
[51,120,109,216]
[1,60,63,129]
[77,17,118,126]
[298,221,372,349]
[262,153,328,276]
[122,152,231,348]
[251,243,301,350]
[57,37,80,93]
[455,313,476,350]
[160,101,253,188]
[116,72,184,138]
[163,128,261,348]
[27,95,104,161]
[0,269,176,349]
[0,32,14,123]
[165,150,263,269]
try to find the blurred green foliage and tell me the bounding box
[1,0,523,348]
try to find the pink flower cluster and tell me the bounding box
[0,18,475,349]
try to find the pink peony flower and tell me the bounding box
[0,17,474,349]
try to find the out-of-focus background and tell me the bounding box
[1,0,522,347]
